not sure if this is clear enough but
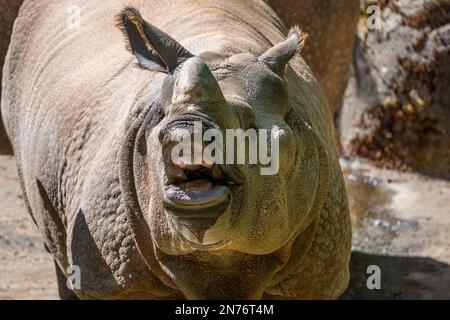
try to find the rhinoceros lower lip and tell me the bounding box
[163,180,232,217]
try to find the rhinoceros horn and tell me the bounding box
[172,57,225,105]
[116,7,193,73]
[258,26,308,75]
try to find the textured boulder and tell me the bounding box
[340,0,450,177]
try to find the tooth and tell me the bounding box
[201,155,215,169]
[211,165,223,180]
[165,163,186,182]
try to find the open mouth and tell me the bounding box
[159,120,242,245]
[163,162,234,218]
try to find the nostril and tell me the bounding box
[159,126,189,147]
[158,127,166,144]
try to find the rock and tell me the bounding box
[339,0,450,178]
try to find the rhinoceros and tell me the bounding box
[1,0,351,299]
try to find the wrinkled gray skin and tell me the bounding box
[1,0,351,299]
[0,0,23,154]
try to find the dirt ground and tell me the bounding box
[0,155,449,300]
[341,159,450,299]
[0,156,58,299]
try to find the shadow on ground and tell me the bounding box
[342,251,450,299]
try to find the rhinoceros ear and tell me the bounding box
[258,26,308,76]
[115,7,193,73]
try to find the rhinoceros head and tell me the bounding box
[116,7,327,258]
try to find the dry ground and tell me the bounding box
[0,156,57,299]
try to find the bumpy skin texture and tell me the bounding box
[2,0,351,299]
[267,0,360,116]
[0,0,23,154]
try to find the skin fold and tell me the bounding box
[0,0,23,154]
[1,0,351,299]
